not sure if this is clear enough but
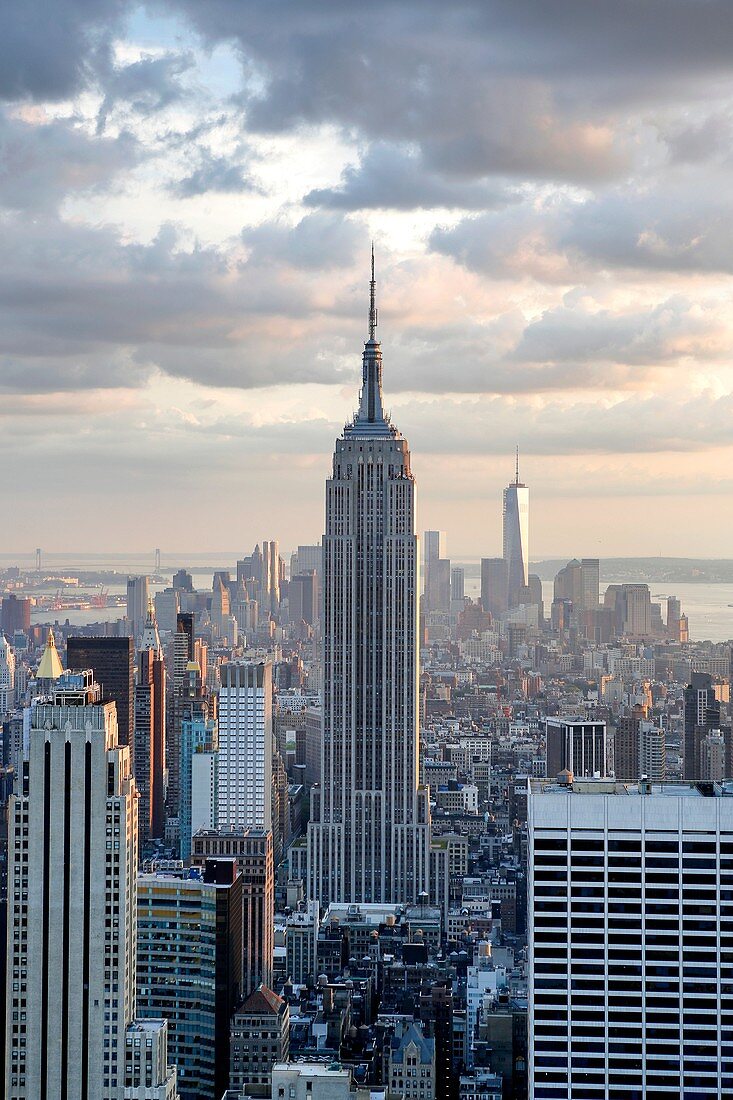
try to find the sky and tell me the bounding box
[3,1,733,559]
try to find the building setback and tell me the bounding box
[307,253,431,907]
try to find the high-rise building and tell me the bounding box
[613,705,645,781]
[191,827,274,995]
[290,545,322,583]
[528,776,733,1099]
[190,749,218,846]
[0,635,15,716]
[172,568,194,593]
[171,613,194,694]
[134,606,166,842]
[137,859,242,1100]
[262,540,282,617]
[388,1022,436,1100]
[35,627,63,687]
[503,453,529,610]
[229,985,289,1098]
[699,731,726,781]
[4,670,177,1099]
[423,530,450,613]
[622,583,653,637]
[684,671,726,780]
[0,595,30,636]
[126,576,150,644]
[217,661,273,831]
[638,721,666,781]
[423,530,446,580]
[307,254,431,907]
[66,636,134,761]
[544,717,607,779]
[288,571,319,627]
[553,559,582,607]
[480,557,508,619]
[285,903,320,986]
[178,662,217,861]
[580,558,600,610]
[154,587,180,634]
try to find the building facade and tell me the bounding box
[191,827,274,995]
[503,457,529,611]
[528,776,733,1099]
[217,661,273,831]
[66,636,135,762]
[307,256,431,907]
[4,672,177,1100]
[229,985,289,1098]
[137,860,242,1100]
[544,718,608,779]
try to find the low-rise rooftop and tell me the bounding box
[530,777,733,798]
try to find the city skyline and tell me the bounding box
[4,4,733,556]
[6,5,733,1099]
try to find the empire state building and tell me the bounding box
[307,253,431,906]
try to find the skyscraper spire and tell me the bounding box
[351,246,391,435]
[515,444,520,485]
[369,241,378,341]
[308,249,430,907]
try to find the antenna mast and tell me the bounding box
[369,242,378,340]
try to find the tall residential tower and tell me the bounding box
[307,251,430,907]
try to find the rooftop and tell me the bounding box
[530,778,733,798]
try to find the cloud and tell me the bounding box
[562,186,733,275]
[0,0,126,102]
[96,51,196,132]
[171,148,260,197]
[305,143,520,211]
[242,210,365,270]
[0,109,137,211]
[399,389,733,457]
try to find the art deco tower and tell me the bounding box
[307,251,430,907]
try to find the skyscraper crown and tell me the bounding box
[347,247,397,439]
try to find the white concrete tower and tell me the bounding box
[307,249,431,907]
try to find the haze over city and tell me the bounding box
[4,2,733,555]
[6,6,733,1100]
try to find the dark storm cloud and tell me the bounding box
[305,144,520,212]
[0,0,127,102]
